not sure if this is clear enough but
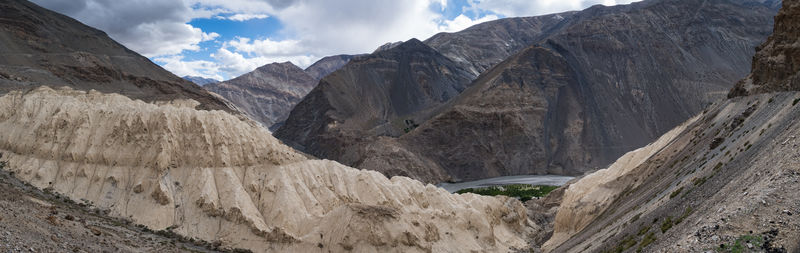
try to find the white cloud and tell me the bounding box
[217,13,270,21]
[31,0,218,57]
[32,0,642,80]
[439,14,499,33]
[153,55,224,80]
[473,0,640,17]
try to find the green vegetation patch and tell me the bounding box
[637,232,657,252]
[669,187,684,199]
[717,234,763,253]
[675,207,693,225]
[660,216,674,233]
[455,184,558,202]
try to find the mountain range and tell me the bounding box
[204,55,360,129]
[182,75,219,86]
[276,0,780,183]
[1,0,798,252]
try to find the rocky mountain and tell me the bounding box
[275,38,475,166]
[204,56,357,129]
[304,54,361,80]
[278,0,779,183]
[0,1,539,252]
[0,0,233,113]
[204,62,316,128]
[182,75,218,86]
[424,12,576,76]
[543,1,800,251]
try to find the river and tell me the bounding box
[437,175,575,193]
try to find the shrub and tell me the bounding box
[669,187,684,199]
[456,184,558,201]
[637,232,657,252]
[660,216,673,233]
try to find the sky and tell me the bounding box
[32,0,640,81]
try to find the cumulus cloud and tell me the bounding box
[473,0,640,17]
[30,0,209,57]
[153,55,223,80]
[439,14,499,33]
[32,0,641,79]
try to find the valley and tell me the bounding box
[0,0,798,252]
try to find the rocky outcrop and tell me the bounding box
[304,54,361,81]
[0,86,534,252]
[183,76,219,86]
[0,0,233,113]
[205,62,316,128]
[729,0,800,97]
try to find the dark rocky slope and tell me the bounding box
[424,12,576,76]
[397,0,779,180]
[275,39,474,169]
[0,0,233,112]
[204,62,316,128]
[204,55,357,129]
[279,0,779,183]
[546,1,800,251]
[304,54,362,81]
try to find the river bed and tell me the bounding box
[437,175,575,193]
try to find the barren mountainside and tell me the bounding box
[304,54,362,81]
[183,75,219,86]
[0,0,233,113]
[275,38,474,166]
[545,1,800,251]
[279,0,779,183]
[205,62,317,128]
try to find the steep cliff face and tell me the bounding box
[546,1,800,251]
[205,62,317,128]
[730,0,800,97]
[0,0,233,113]
[275,39,474,164]
[0,86,535,252]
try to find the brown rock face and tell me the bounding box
[0,0,233,113]
[205,62,317,128]
[730,0,800,97]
